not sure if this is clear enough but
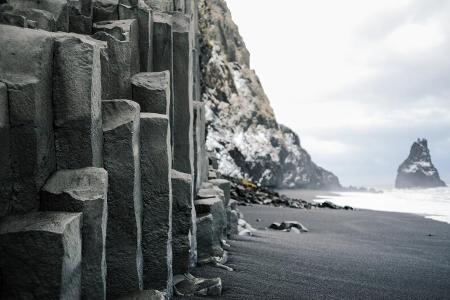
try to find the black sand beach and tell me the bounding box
[183,206,450,300]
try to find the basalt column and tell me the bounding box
[140,113,173,295]
[171,170,196,274]
[53,34,104,170]
[93,19,140,100]
[172,13,194,174]
[0,212,82,299]
[0,25,56,214]
[152,11,174,144]
[40,168,108,300]
[102,100,144,298]
[0,82,10,217]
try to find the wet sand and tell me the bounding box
[182,205,450,299]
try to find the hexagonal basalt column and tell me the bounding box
[171,169,196,275]
[172,12,194,175]
[93,19,140,100]
[102,99,144,298]
[40,167,108,300]
[0,212,82,300]
[0,25,56,214]
[140,113,173,295]
[131,71,170,115]
[53,33,104,170]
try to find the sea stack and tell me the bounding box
[395,138,446,189]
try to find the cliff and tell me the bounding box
[396,138,446,189]
[198,0,341,189]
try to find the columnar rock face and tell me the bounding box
[0,82,11,217]
[140,113,173,294]
[40,167,108,300]
[208,179,230,207]
[0,212,82,300]
[93,19,140,100]
[131,71,171,115]
[0,0,232,298]
[0,25,56,214]
[396,138,446,189]
[102,100,143,298]
[172,12,194,174]
[53,34,103,170]
[171,169,194,275]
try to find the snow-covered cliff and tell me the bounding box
[198,0,341,189]
[396,139,446,189]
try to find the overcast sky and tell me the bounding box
[226,0,450,187]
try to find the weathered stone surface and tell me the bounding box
[171,170,194,275]
[140,113,173,294]
[143,0,173,11]
[173,0,185,12]
[208,179,230,207]
[0,82,10,217]
[93,19,140,99]
[53,34,104,169]
[195,213,215,260]
[93,0,118,22]
[0,212,82,300]
[227,209,239,236]
[102,99,143,298]
[0,7,56,30]
[131,71,170,115]
[6,0,70,31]
[197,187,224,202]
[193,101,206,192]
[194,197,225,258]
[172,13,194,174]
[0,25,56,214]
[40,167,108,300]
[69,0,94,34]
[113,290,166,300]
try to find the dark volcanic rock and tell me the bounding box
[396,138,446,189]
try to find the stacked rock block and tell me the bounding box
[0,0,235,298]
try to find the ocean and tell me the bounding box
[315,187,450,225]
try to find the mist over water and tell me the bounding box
[315,187,450,224]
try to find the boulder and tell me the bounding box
[53,33,104,169]
[173,274,222,297]
[140,113,173,294]
[269,221,308,233]
[40,167,108,300]
[0,25,56,214]
[102,100,144,298]
[131,71,171,115]
[113,290,166,300]
[0,212,82,299]
[93,19,140,100]
[396,138,446,188]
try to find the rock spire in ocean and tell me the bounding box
[395,138,446,189]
